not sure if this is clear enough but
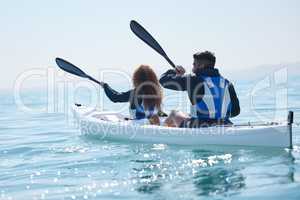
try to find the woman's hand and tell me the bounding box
[148,115,160,125]
[99,81,105,87]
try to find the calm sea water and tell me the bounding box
[1,76,300,200]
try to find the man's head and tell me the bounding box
[192,51,216,73]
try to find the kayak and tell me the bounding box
[72,104,293,148]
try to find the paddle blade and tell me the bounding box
[130,20,176,68]
[55,58,88,78]
[130,20,167,57]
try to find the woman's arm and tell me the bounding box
[102,83,132,103]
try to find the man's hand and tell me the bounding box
[175,65,185,75]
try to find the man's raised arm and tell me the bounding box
[159,69,188,91]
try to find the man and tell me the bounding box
[159,51,240,128]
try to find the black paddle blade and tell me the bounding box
[130,20,176,69]
[130,20,167,57]
[55,57,88,78]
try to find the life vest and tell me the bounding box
[129,104,157,119]
[190,75,232,120]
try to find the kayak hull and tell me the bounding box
[72,105,291,148]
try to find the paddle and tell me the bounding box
[130,20,177,69]
[55,57,103,86]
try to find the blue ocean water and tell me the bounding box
[0,76,300,200]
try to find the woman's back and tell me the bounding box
[102,65,163,124]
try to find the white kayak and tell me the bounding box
[72,104,293,148]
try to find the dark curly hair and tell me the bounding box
[193,51,216,68]
[133,65,162,110]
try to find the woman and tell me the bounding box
[100,65,165,125]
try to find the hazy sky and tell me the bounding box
[1,0,300,90]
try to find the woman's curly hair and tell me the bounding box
[132,65,162,110]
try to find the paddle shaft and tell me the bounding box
[88,75,103,86]
[164,55,176,69]
[130,20,177,70]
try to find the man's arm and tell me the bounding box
[228,83,240,117]
[159,69,188,91]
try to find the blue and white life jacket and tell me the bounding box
[190,75,232,120]
[129,104,157,120]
